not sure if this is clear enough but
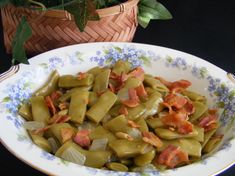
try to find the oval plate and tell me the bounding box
[0,42,235,176]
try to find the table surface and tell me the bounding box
[0,0,235,175]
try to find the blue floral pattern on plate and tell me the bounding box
[90,45,159,67]
[0,44,234,176]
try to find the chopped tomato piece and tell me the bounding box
[121,88,140,107]
[49,115,70,124]
[73,130,91,148]
[128,67,145,81]
[158,144,189,168]
[128,120,140,128]
[45,96,57,115]
[199,114,218,132]
[161,112,193,134]
[108,83,116,93]
[50,91,62,102]
[155,77,172,87]
[77,72,87,80]
[170,80,191,90]
[164,94,188,109]
[119,105,128,116]
[142,131,162,148]
[135,83,148,99]
[177,120,194,134]
[178,100,195,115]
[156,77,191,93]
[110,72,128,88]
[121,99,140,108]
[61,127,74,143]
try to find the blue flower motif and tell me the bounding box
[90,45,158,68]
[6,115,23,129]
[220,141,232,151]
[191,66,208,79]
[41,151,55,161]
[3,78,33,115]
[67,51,83,65]
[206,76,235,126]
[165,56,187,70]
[48,57,64,71]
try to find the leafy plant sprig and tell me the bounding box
[0,0,172,64]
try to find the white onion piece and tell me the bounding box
[128,128,142,139]
[61,146,86,165]
[47,137,59,154]
[77,121,97,131]
[101,114,112,124]
[89,138,108,151]
[117,88,129,101]
[23,121,45,130]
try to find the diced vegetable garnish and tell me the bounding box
[19,61,222,172]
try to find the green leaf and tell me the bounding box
[65,0,88,31]
[65,0,99,31]
[138,15,151,28]
[10,0,30,6]
[0,0,10,6]
[12,16,32,65]
[2,97,11,103]
[138,0,172,28]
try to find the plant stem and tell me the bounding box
[11,58,16,66]
[28,0,46,10]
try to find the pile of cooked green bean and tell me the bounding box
[19,60,222,172]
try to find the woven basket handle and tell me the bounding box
[227,73,235,84]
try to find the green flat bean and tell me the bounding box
[104,115,132,133]
[189,101,208,122]
[34,70,60,96]
[106,162,128,172]
[109,104,122,117]
[146,117,164,129]
[112,60,131,75]
[87,66,104,77]
[93,69,111,93]
[142,92,162,117]
[126,104,146,120]
[202,129,216,148]
[182,90,206,103]
[30,133,52,152]
[109,139,150,158]
[124,77,142,89]
[69,90,89,124]
[30,96,50,124]
[134,150,156,166]
[202,136,222,153]
[158,138,202,157]
[19,103,33,121]
[192,126,204,142]
[89,126,117,142]
[58,86,91,102]
[50,123,75,144]
[56,140,111,168]
[58,74,94,88]
[144,76,169,93]
[154,127,198,140]
[86,91,117,124]
[88,91,98,107]
[135,117,149,132]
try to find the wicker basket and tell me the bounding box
[1,0,139,55]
